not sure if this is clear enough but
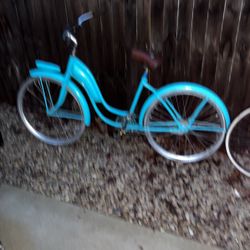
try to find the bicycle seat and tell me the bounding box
[131,49,161,70]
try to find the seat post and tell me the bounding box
[72,46,77,56]
[143,67,149,81]
[129,69,148,114]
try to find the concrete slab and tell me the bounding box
[0,185,220,250]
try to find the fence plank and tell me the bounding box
[228,0,250,114]
[188,0,210,83]
[53,0,70,67]
[199,0,226,90]
[174,0,195,81]
[214,0,243,98]
[0,0,250,115]
[39,0,60,62]
[15,0,37,64]
[162,0,178,83]
[111,0,128,108]
[148,0,164,88]
[86,0,102,75]
[124,0,137,104]
[0,0,26,104]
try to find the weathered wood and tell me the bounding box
[214,0,243,98]
[124,0,137,105]
[188,0,210,83]
[174,0,194,81]
[150,0,164,87]
[200,0,226,89]
[228,0,250,115]
[86,0,102,74]
[0,0,250,116]
[162,0,178,83]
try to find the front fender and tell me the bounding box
[29,68,91,126]
[139,82,230,128]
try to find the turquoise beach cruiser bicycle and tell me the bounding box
[17,12,230,163]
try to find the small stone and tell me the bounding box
[188,227,194,237]
[1,103,249,250]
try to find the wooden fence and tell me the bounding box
[1,0,250,116]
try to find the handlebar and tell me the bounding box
[77,11,94,27]
[63,11,94,55]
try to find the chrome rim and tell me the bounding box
[144,91,226,163]
[17,78,85,145]
[225,108,250,177]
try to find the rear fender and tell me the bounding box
[139,82,230,128]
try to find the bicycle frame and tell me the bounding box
[30,56,230,134]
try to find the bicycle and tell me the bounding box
[225,108,250,177]
[17,11,231,163]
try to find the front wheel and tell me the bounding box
[144,86,227,163]
[225,108,250,177]
[17,77,85,145]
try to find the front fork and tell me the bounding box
[39,77,68,116]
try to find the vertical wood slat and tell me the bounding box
[15,0,37,64]
[214,0,243,98]
[95,0,117,105]
[227,0,250,115]
[200,0,226,90]
[0,0,250,116]
[86,0,102,75]
[162,0,178,83]
[43,0,65,65]
[80,0,99,73]
[0,0,27,104]
[53,0,70,67]
[150,0,164,87]
[174,0,180,78]
[39,0,58,61]
[188,0,210,83]
[124,0,137,104]
[187,0,196,81]
[27,0,49,61]
[112,0,126,75]
[98,0,115,75]
[111,0,128,108]
[199,0,211,83]
[225,0,244,113]
[174,0,195,81]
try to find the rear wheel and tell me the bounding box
[144,90,227,163]
[17,77,85,145]
[225,108,250,177]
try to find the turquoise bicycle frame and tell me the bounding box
[30,55,230,133]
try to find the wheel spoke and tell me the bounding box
[18,78,85,145]
[190,121,224,133]
[144,91,226,162]
[185,134,195,155]
[27,88,45,107]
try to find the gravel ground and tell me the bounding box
[0,103,249,250]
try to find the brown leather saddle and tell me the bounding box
[131,49,161,70]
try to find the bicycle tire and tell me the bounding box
[225,108,250,177]
[17,77,85,145]
[144,87,227,163]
